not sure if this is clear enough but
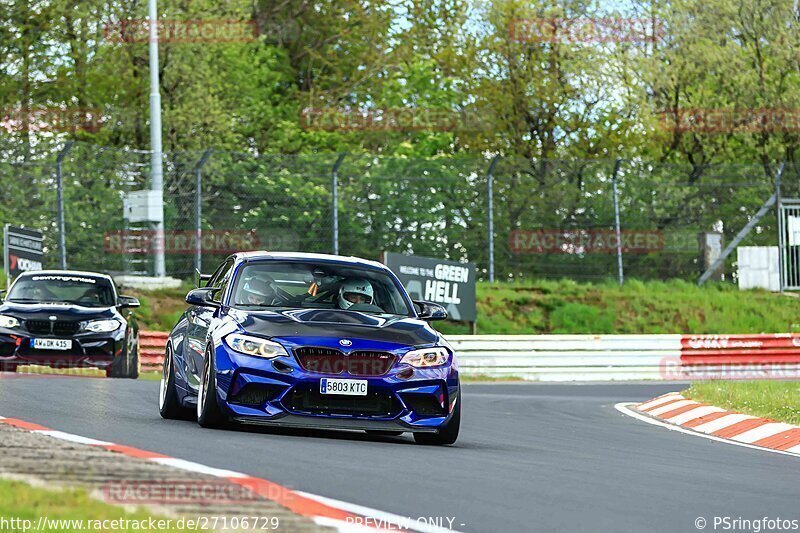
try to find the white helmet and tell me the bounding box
[339,279,374,310]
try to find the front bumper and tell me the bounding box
[213,341,460,433]
[0,329,124,369]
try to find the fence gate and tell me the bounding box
[779,200,800,290]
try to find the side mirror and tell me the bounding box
[118,295,140,309]
[186,287,221,308]
[0,290,5,302]
[195,268,212,288]
[413,300,448,321]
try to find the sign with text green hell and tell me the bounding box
[381,252,477,322]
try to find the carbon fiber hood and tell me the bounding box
[229,308,439,347]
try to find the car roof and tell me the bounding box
[234,251,390,272]
[18,270,114,282]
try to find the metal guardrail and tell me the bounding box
[448,335,681,381]
[139,332,800,381]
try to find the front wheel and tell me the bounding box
[413,393,460,446]
[197,346,227,428]
[159,344,190,420]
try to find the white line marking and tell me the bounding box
[1,413,411,528]
[34,430,112,446]
[731,423,798,444]
[637,393,682,411]
[666,406,726,425]
[615,403,800,459]
[693,414,756,434]
[647,399,698,417]
[296,491,463,533]
[150,458,248,479]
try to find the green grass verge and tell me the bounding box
[0,478,193,532]
[125,284,194,332]
[435,279,800,335]
[685,381,800,425]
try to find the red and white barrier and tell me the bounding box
[138,331,800,381]
[676,334,800,380]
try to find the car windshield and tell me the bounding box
[230,261,412,316]
[7,274,115,308]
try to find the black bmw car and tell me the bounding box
[0,270,140,378]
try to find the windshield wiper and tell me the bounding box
[6,298,41,303]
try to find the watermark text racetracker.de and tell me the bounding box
[509,229,664,254]
[300,107,490,133]
[694,516,799,532]
[659,108,800,133]
[104,229,259,255]
[660,357,800,380]
[509,17,665,43]
[103,18,299,44]
[102,480,283,505]
[1,107,102,134]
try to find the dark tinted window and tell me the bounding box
[231,261,412,316]
[7,274,115,308]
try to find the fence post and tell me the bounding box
[331,153,346,255]
[611,159,623,286]
[55,142,73,270]
[193,149,213,275]
[487,155,501,282]
[775,162,785,293]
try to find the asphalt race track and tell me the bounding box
[1,377,798,532]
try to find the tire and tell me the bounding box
[366,430,404,437]
[413,392,460,446]
[159,344,190,420]
[197,346,227,428]
[107,335,140,379]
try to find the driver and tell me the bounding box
[338,279,374,310]
[241,276,276,306]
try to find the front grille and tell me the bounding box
[294,347,396,376]
[25,320,81,336]
[25,320,53,335]
[283,384,402,417]
[53,322,80,336]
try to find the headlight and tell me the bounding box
[83,319,122,333]
[0,315,19,329]
[400,346,449,368]
[225,334,288,359]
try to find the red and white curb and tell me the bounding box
[0,415,459,533]
[615,392,800,458]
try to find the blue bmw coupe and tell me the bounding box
[159,252,460,445]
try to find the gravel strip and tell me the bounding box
[0,423,328,532]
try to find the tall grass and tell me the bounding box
[436,279,800,335]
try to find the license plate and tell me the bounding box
[32,338,72,351]
[320,378,368,396]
